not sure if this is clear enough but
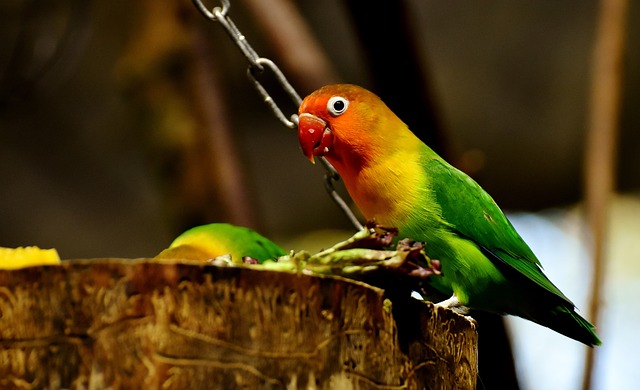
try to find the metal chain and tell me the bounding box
[192,0,363,230]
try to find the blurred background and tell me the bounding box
[1,0,638,389]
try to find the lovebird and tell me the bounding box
[156,223,286,264]
[297,84,601,346]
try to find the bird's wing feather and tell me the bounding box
[423,156,573,305]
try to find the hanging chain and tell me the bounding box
[191,0,363,230]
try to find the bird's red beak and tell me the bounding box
[298,113,333,164]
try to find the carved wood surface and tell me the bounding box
[0,259,477,389]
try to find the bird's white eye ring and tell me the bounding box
[327,96,349,116]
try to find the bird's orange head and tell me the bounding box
[297,84,408,172]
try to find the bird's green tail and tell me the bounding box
[531,306,601,347]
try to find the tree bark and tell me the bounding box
[0,259,477,389]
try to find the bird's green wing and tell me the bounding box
[222,224,288,261]
[423,156,573,305]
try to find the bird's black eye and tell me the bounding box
[327,96,349,116]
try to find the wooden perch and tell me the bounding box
[0,260,477,389]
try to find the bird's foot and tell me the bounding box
[434,294,461,308]
[435,295,471,316]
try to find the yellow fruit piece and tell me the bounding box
[0,246,61,270]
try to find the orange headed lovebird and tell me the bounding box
[297,84,600,346]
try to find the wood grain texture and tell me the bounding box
[0,259,477,389]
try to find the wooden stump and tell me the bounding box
[0,259,477,389]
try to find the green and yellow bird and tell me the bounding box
[297,84,600,346]
[156,223,286,264]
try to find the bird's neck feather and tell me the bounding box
[328,124,428,227]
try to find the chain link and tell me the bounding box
[192,0,229,22]
[191,0,363,230]
[247,58,301,129]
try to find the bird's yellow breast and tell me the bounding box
[344,147,428,228]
